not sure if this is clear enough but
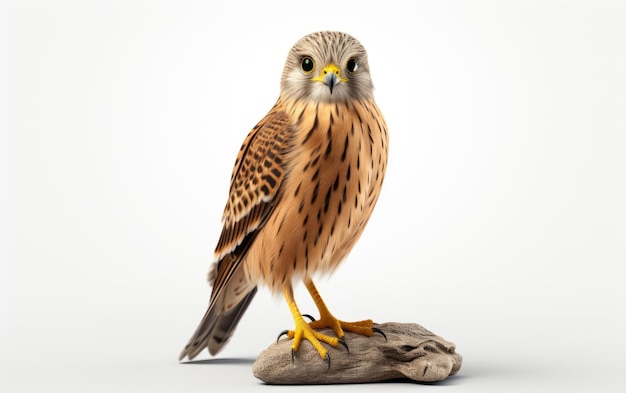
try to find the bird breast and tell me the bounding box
[245,98,388,293]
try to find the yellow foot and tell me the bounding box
[281,283,386,368]
[277,315,346,368]
[277,316,385,360]
[300,280,386,344]
[309,317,375,339]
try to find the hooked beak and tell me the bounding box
[312,63,347,95]
[324,72,339,94]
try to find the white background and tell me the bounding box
[2,0,625,392]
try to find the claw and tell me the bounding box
[338,337,349,353]
[372,327,387,341]
[302,314,317,322]
[277,329,290,343]
[291,346,331,369]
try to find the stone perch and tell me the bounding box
[252,322,462,384]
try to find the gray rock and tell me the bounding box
[252,322,462,384]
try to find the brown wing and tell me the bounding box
[179,105,291,360]
[210,105,290,307]
[214,106,290,261]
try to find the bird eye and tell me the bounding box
[346,58,358,73]
[301,57,314,73]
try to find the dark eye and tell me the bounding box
[301,57,314,72]
[347,58,358,73]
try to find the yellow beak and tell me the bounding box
[312,64,348,94]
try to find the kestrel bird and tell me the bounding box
[179,31,389,366]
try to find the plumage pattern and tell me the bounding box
[215,111,290,261]
[180,31,388,363]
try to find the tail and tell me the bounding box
[179,182,272,360]
[179,285,257,361]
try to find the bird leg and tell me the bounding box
[304,279,375,339]
[282,284,341,362]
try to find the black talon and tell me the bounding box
[277,329,290,343]
[291,348,295,364]
[338,337,349,353]
[372,327,387,341]
[302,314,316,322]
[325,353,331,369]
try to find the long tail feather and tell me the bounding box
[179,286,257,361]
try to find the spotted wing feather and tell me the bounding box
[214,108,289,260]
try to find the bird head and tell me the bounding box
[280,31,374,103]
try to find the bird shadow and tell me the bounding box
[180,357,256,366]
